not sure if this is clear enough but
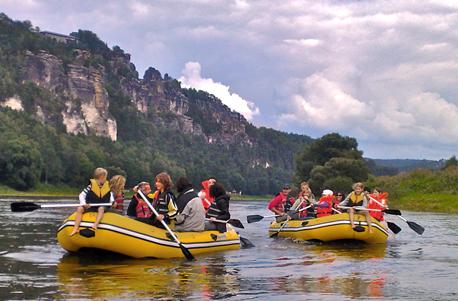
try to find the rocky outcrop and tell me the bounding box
[21,50,117,141]
[16,40,255,145]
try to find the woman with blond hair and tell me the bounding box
[110,175,126,214]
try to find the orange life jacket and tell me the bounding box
[316,196,333,217]
[368,193,388,221]
[134,194,153,218]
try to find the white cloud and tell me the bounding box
[4,0,458,158]
[179,62,260,120]
[278,74,367,132]
[283,38,322,47]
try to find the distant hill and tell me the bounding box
[367,159,444,176]
[0,13,312,193]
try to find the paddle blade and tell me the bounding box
[407,221,425,235]
[387,221,402,234]
[10,202,41,212]
[269,231,280,238]
[240,236,255,248]
[247,215,264,223]
[384,209,402,215]
[228,219,244,229]
[179,243,195,261]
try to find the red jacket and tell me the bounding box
[200,180,214,210]
[268,192,295,213]
[113,193,124,212]
[316,195,333,218]
[368,192,389,221]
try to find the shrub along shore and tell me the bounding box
[2,167,457,213]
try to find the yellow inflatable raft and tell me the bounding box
[57,212,241,258]
[269,213,388,244]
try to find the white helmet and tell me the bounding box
[322,189,333,196]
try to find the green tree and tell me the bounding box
[295,133,368,193]
[443,155,458,170]
[0,136,42,190]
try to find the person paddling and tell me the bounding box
[291,181,316,218]
[316,189,334,218]
[174,177,205,232]
[70,168,114,236]
[151,172,178,228]
[368,188,389,222]
[338,182,373,233]
[127,182,156,222]
[205,183,230,232]
[267,184,295,222]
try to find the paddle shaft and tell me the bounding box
[41,203,112,208]
[205,218,231,224]
[339,206,383,212]
[137,191,186,248]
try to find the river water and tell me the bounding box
[0,199,457,300]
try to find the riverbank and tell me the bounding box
[390,193,458,214]
[0,185,80,198]
[0,184,270,201]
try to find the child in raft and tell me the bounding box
[368,187,389,222]
[69,168,114,236]
[338,182,373,233]
[110,175,126,214]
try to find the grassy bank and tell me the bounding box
[0,184,79,198]
[368,166,458,213]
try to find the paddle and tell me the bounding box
[270,220,288,238]
[138,190,194,261]
[247,204,313,224]
[366,195,402,234]
[269,204,313,238]
[387,221,402,234]
[247,214,277,223]
[205,218,244,229]
[396,215,425,235]
[207,219,254,248]
[338,206,401,215]
[11,202,112,212]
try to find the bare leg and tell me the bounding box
[365,211,373,233]
[70,206,85,236]
[349,208,355,228]
[92,207,105,230]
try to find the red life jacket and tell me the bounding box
[135,194,153,218]
[368,193,388,221]
[200,180,214,210]
[316,196,333,217]
[114,193,124,211]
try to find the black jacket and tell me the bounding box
[176,187,198,213]
[206,194,230,221]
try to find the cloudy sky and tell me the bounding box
[2,0,458,159]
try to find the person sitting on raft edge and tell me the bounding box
[70,167,114,236]
[174,177,205,232]
[338,182,373,233]
[204,183,230,233]
[267,184,295,222]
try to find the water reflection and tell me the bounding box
[56,253,240,300]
